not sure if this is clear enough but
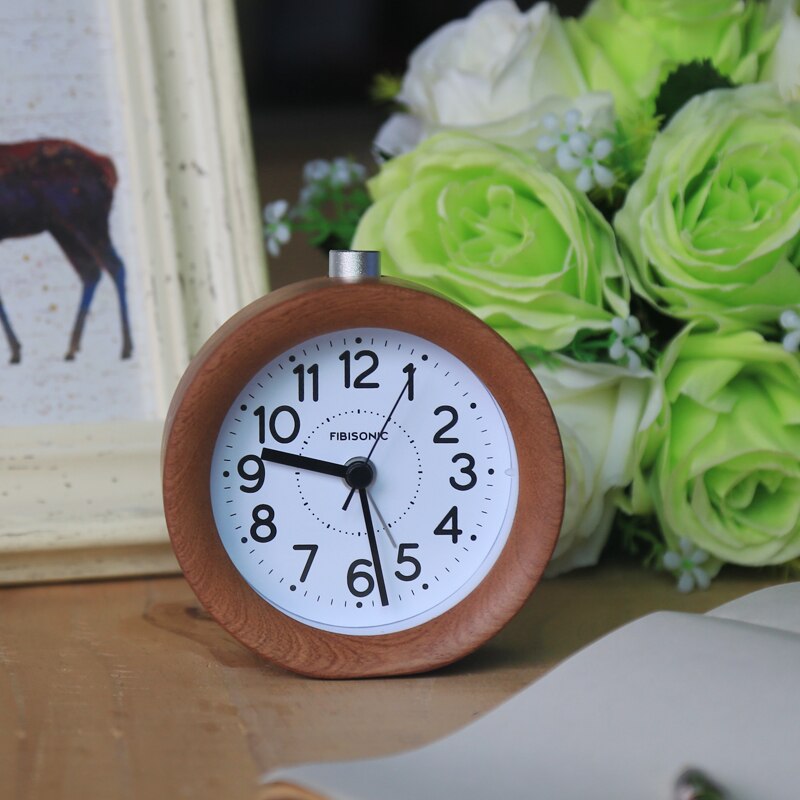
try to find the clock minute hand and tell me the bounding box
[260,447,347,478]
[342,373,413,512]
[363,372,412,464]
[358,488,389,607]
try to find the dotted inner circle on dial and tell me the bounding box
[296,410,422,536]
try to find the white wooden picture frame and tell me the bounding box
[0,0,267,584]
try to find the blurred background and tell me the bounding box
[236,0,589,288]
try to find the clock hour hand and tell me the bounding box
[358,488,389,607]
[260,447,347,478]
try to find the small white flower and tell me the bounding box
[575,140,616,192]
[663,538,712,593]
[303,159,331,183]
[536,109,615,193]
[263,200,291,257]
[350,161,367,182]
[564,108,581,131]
[329,157,367,187]
[575,167,595,193]
[303,157,366,190]
[592,138,613,160]
[609,316,650,370]
[568,130,592,157]
[536,109,581,153]
[780,309,800,352]
[297,184,320,208]
[263,199,288,224]
[329,158,352,187]
[556,143,582,171]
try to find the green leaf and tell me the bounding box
[518,346,561,370]
[610,111,660,186]
[654,60,735,130]
[371,72,403,104]
[609,512,667,571]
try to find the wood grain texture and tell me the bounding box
[162,277,565,678]
[0,565,785,800]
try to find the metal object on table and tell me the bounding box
[674,767,726,799]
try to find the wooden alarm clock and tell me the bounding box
[162,250,564,678]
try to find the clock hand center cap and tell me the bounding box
[344,458,376,490]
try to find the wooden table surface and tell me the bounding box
[0,563,784,800]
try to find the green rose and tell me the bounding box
[352,133,629,352]
[630,328,800,566]
[615,86,800,331]
[566,0,777,111]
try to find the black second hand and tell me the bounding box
[342,374,412,512]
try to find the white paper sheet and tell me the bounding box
[263,583,800,799]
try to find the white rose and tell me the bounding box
[375,0,614,156]
[401,0,584,127]
[762,0,800,102]
[373,113,424,161]
[535,357,660,577]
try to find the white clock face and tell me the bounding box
[210,327,518,636]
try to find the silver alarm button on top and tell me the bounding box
[328,249,381,281]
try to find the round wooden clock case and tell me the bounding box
[162,265,564,679]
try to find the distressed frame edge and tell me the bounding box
[0,0,265,585]
[0,543,178,586]
[0,419,175,585]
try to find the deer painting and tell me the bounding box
[0,139,132,364]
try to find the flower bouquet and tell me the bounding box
[264,0,800,590]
